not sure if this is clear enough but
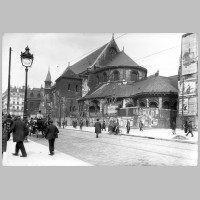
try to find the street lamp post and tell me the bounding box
[21,46,34,121]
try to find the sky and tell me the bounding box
[2,33,184,93]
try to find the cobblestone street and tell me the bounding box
[29,129,198,166]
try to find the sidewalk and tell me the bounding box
[2,139,93,166]
[64,126,198,144]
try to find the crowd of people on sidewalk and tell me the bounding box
[2,111,59,158]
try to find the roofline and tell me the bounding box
[56,76,82,82]
[78,91,178,101]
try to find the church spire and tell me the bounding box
[45,68,52,89]
[45,68,51,82]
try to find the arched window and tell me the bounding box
[73,106,76,111]
[103,72,107,82]
[140,102,145,107]
[113,70,119,81]
[163,101,170,109]
[149,102,158,108]
[37,93,40,98]
[131,71,138,82]
[68,84,71,91]
[30,92,34,97]
[76,85,78,92]
[96,75,100,84]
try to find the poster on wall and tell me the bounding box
[179,80,196,96]
[179,98,189,115]
[151,119,158,126]
[188,97,197,115]
[181,33,198,75]
[82,78,90,97]
[107,105,118,114]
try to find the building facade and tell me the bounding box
[2,85,43,118]
[177,33,198,129]
[45,36,179,128]
[2,86,25,117]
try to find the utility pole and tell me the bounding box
[7,47,12,114]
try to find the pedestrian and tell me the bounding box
[2,121,9,157]
[79,119,83,130]
[186,121,194,137]
[115,120,120,135]
[94,119,101,138]
[3,114,13,140]
[86,119,89,127]
[183,121,188,134]
[172,120,176,135]
[62,120,65,129]
[139,120,143,131]
[9,116,29,157]
[102,120,106,131]
[126,120,130,134]
[45,120,59,155]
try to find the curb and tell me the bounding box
[63,128,197,145]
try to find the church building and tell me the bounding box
[44,35,178,128]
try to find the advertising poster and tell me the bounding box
[179,80,196,96]
[181,33,198,75]
[151,119,158,126]
[179,98,189,115]
[188,97,197,115]
[107,104,118,114]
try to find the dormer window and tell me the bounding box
[113,70,119,81]
[96,75,100,84]
[68,84,71,91]
[131,71,138,82]
[103,72,107,82]
[76,85,78,92]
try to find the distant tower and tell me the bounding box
[45,68,52,89]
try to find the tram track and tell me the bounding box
[58,131,197,161]
[59,129,197,152]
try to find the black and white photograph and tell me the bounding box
[1,33,198,166]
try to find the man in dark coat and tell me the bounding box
[183,121,188,133]
[3,114,13,140]
[9,116,29,157]
[186,121,194,137]
[102,120,106,131]
[126,120,130,134]
[86,119,89,127]
[171,120,176,135]
[79,119,83,131]
[94,119,101,138]
[139,120,144,131]
[45,120,59,155]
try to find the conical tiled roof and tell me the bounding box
[79,75,178,100]
[45,70,51,82]
[105,51,140,67]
